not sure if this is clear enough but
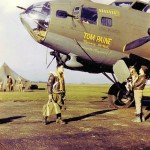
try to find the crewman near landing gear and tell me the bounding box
[43,64,66,125]
[132,65,148,123]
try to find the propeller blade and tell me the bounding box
[46,56,55,69]
[16,6,26,11]
[123,36,150,51]
[46,48,48,65]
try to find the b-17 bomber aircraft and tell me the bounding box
[18,0,150,108]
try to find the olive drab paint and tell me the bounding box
[19,0,150,74]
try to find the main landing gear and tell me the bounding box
[103,73,134,109]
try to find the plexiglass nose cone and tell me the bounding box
[20,1,50,42]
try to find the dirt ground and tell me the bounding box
[0,98,150,150]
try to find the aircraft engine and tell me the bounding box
[65,53,83,68]
[49,51,83,68]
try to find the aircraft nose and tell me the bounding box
[20,1,50,42]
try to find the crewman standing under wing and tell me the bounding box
[132,65,149,123]
[43,64,66,125]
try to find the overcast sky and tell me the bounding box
[0,0,114,84]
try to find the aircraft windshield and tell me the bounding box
[111,1,150,13]
[111,2,133,7]
[144,5,150,13]
[20,1,50,41]
[131,2,149,12]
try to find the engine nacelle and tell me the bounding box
[65,53,83,68]
[113,60,130,83]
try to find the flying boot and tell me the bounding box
[132,114,141,123]
[43,116,48,125]
[141,113,145,122]
[56,114,65,125]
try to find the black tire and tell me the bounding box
[108,83,134,108]
[148,28,150,35]
[116,90,134,108]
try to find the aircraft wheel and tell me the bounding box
[148,28,150,35]
[108,83,134,109]
[115,90,134,108]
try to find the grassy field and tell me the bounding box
[0,83,149,101]
[0,84,110,101]
[0,84,150,150]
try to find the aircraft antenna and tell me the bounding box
[75,40,95,62]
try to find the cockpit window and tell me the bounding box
[81,7,98,24]
[132,2,147,11]
[112,1,150,13]
[143,5,150,13]
[101,17,112,27]
[111,2,133,7]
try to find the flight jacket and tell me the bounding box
[133,74,147,90]
[47,72,65,94]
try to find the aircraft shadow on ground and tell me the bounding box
[64,109,116,123]
[100,96,108,100]
[0,116,26,124]
[143,97,150,120]
[143,96,150,101]
[143,96,150,111]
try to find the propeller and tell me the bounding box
[123,28,150,51]
[46,48,49,65]
[123,36,150,51]
[50,51,64,66]
[46,51,65,69]
[46,56,55,69]
[46,49,56,69]
[17,6,26,11]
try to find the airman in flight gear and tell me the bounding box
[43,64,66,125]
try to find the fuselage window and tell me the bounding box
[74,7,80,11]
[73,7,80,17]
[56,10,68,18]
[81,7,97,24]
[111,2,133,7]
[101,17,112,27]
